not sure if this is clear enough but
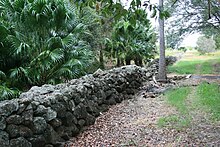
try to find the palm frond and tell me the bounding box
[0,85,20,100]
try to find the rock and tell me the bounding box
[10,137,32,147]
[34,105,57,122]
[43,125,63,144]
[28,135,46,147]
[85,100,99,116]
[68,100,75,112]
[6,124,33,138]
[0,116,6,130]
[32,117,47,134]
[43,108,57,122]
[6,115,23,125]
[73,103,87,119]
[18,126,33,138]
[45,144,54,147]
[21,109,33,126]
[77,119,85,127]
[49,118,62,128]
[85,114,96,126]
[6,124,20,138]
[98,104,109,112]
[0,131,9,147]
[62,112,77,127]
[51,103,66,118]
[0,100,19,116]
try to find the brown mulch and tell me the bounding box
[65,77,220,147]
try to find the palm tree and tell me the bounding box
[0,0,95,99]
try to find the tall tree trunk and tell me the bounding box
[158,0,167,81]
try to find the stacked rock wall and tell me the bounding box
[0,65,151,147]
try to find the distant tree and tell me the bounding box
[196,36,216,54]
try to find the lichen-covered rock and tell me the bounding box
[10,137,32,147]
[0,131,9,147]
[27,135,46,147]
[73,103,88,119]
[0,100,19,116]
[6,115,23,125]
[32,117,47,134]
[0,116,6,130]
[6,124,33,138]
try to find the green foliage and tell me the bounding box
[197,83,220,120]
[0,0,95,99]
[109,9,157,66]
[196,36,216,54]
[0,0,158,100]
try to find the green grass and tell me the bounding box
[168,61,201,74]
[166,87,191,114]
[167,50,220,74]
[196,82,220,120]
[158,83,220,129]
[157,87,191,129]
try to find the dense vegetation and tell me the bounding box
[0,0,156,100]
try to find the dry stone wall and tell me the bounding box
[0,65,152,147]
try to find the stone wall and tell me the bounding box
[0,65,152,147]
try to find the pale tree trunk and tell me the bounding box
[158,0,167,81]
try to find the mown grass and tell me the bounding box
[168,50,220,74]
[158,83,220,129]
[196,82,220,121]
[158,87,191,129]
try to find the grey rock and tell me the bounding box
[77,119,85,127]
[34,105,57,121]
[68,100,75,111]
[6,115,23,125]
[28,135,46,147]
[49,118,62,128]
[10,137,32,147]
[6,124,33,138]
[0,100,19,116]
[62,112,77,126]
[44,125,63,144]
[21,109,33,126]
[86,114,96,126]
[34,105,47,115]
[73,103,87,119]
[33,117,47,134]
[51,103,66,118]
[0,116,6,130]
[6,124,20,138]
[0,131,9,147]
[43,108,57,122]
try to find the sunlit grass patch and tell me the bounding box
[168,60,201,74]
[196,82,220,121]
[168,50,220,74]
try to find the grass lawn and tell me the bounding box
[158,83,220,129]
[157,87,191,129]
[168,50,220,74]
[197,82,220,121]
